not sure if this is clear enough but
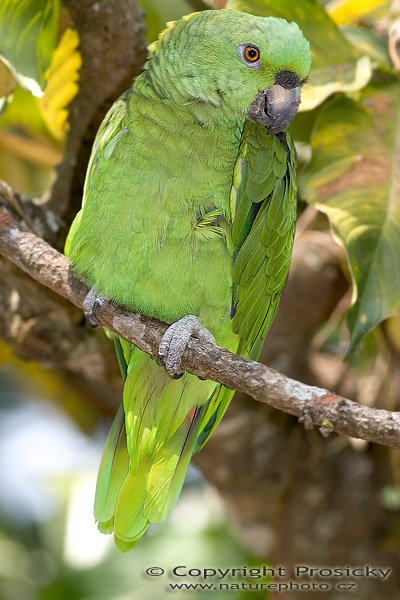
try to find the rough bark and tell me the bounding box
[45,0,147,241]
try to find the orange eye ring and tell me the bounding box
[244,45,260,63]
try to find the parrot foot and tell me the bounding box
[83,287,106,327]
[157,315,215,378]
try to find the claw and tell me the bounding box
[156,353,166,367]
[172,372,184,380]
[157,315,215,377]
[83,287,106,327]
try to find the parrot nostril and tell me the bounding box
[275,70,301,90]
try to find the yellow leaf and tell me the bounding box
[38,26,81,142]
[327,0,389,25]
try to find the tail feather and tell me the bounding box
[94,344,220,548]
[145,405,205,523]
[196,385,235,450]
[114,462,151,541]
[94,403,129,527]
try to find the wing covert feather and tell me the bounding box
[65,93,129,255]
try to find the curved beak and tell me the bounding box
[248,84,301,134]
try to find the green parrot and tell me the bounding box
[65,9,311,551]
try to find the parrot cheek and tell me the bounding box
[247,85,301,134]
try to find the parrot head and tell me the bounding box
[146,10,311,134]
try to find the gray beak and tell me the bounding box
[248,84,301,134]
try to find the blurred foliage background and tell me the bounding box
[0,0,400,599]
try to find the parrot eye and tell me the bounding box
[239,44,261,68]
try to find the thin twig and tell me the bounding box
[0,208,399,448]
[0,179,28,220]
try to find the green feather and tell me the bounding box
[232,124,298,353]
[65,9,310,550]
[94,404,129,529]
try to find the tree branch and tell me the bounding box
[0,207,399,449]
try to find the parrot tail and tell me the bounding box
[93,338,226,551]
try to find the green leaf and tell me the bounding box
[301,55,372,110]
[0,0,60,96]
[140,0,199,42]
[300,81,400,349]
[226,0,372,109]
[343,26,391,67]
[0,86,50,139]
